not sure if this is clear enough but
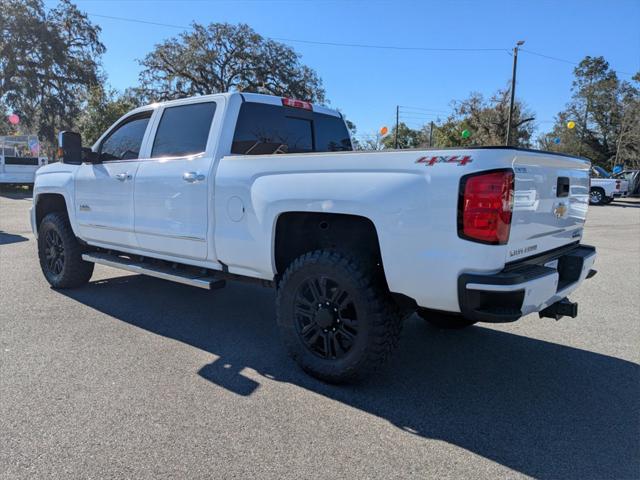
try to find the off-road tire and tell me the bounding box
[589,187,606,205]
[418,309,477,329]
[38,212,94,288]
[276,250,403,383]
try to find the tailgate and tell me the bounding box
[507,152,591,262]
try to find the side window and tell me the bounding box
[99,114,151,161]
[151,102,217,158]
[232,103,314,155]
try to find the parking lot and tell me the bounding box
[1,189,638,479]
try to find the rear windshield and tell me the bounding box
[231,102,352,155]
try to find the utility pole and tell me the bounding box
[429,121,434,147]
[394,105,399,149]
[578,78,593,157]
[506,40,525,146]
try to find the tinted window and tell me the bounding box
[592,166,610,178]
[315,114,352,152]
[231,102,352,155]
[100,114,151,161]
[152,102,216,158]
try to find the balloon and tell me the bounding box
[567,121,576,129]
[461,129,470,139]
[554,137,561,144]
[8,113,19,125]
[379,126,388,136]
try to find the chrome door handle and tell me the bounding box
[183,172,205,183]
[115,172,132,181]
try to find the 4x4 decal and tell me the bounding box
[416,155,473,166]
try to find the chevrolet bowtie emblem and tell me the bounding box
[553,203,568,218]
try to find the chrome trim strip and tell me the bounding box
[79,223,132,233]
[79,223,205,242]
[135,230,206,242]
[527,228,566,240]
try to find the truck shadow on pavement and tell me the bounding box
[61,274,639,480]
[0,231,29,245]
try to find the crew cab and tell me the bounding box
[590,166,629,205]
[31,92,597,382]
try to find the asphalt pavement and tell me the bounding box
[1,187,639,479]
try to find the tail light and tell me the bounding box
[458,169,514,245]
[615,180,621,190]
[281,97,313,110]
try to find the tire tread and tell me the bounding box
[276,250,403,383]
[38,212,93,288]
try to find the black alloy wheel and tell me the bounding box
[294,276,358,360]
[43,229,65,275]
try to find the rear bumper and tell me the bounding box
[458,244,596,323]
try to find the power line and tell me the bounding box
[85,13,637,75]
[87,13,187,29]
[399,105,450,114]
[399,113,446,119]
[521,48,635,76]
[86,13,507,52]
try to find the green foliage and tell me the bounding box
[381,122,427,149]
[433,88,535,148]
[0,0,104,151]
[137,22,325,103]
[76,87,142,146]
[539,56,639,168]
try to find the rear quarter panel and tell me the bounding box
[214,149,517,312]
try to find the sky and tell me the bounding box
[45,0,640,142]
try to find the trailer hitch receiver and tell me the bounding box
[539,298,578,320]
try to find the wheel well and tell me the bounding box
[274,212,384,276]
[36,193,68,228]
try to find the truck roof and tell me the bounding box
[131,92,341,118]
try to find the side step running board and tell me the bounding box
[82,252,226,290]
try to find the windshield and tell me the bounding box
[592,166,611,178]
[231,102,352,155]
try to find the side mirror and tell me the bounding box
[57,131,82,164]
[82,147,100,164]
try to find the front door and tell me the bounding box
[134,101,217,260]
[75,112,152,248]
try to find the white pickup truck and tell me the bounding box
[31,92,597,382]
[590,166,629,205]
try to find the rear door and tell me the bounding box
[507,151,591,262]
[134,100,218,260]
[75,112,152,247]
